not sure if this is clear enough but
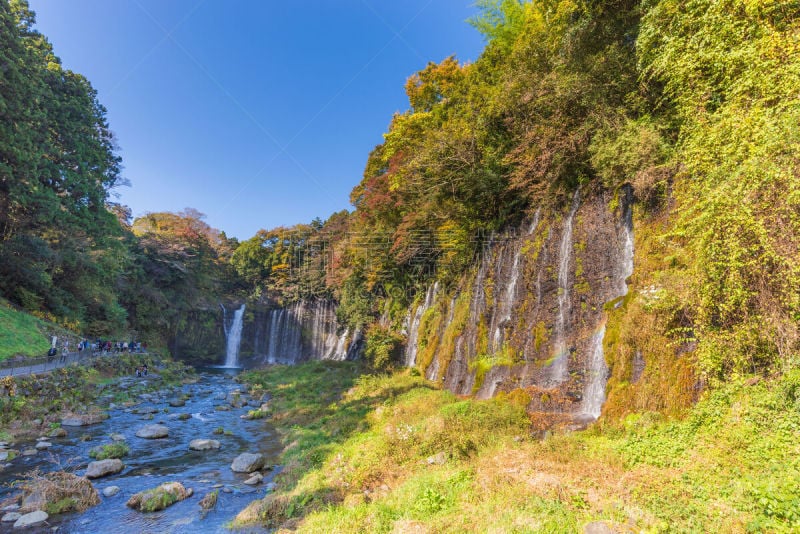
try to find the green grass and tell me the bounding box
[234,362,800,533]
[0,300,51,361]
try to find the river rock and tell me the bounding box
[48,427,67,438]
[168,398,185,407]
[20,490,45,512]
[1,512,20,522]
[0,450,17,462]
[102,486,120,497]
[2,504,20,511]
[86,459,124,479]
[243,473,263,485]
[34,441,51,451]
[126,482,191,512]
[21,449,37,456]
[231,453,265,473]
[135,424,169,439]
[110,433,125,442]
[61,413,107,426]
[13,510,48,529]
[189,439,220,451]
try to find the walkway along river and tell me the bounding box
[0,369,281,533]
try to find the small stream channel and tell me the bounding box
[0,368,282,533]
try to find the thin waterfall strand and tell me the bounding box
[549,190,581,384]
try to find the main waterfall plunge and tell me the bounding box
[222,303,246,368]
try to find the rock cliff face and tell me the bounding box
[403,187,633,420]
[210,187,633,421]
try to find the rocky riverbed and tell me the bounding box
[0,369,281,533]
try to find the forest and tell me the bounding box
[2,0,799,387]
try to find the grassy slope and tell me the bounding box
[0,299,52,361]
[237,362,800,533]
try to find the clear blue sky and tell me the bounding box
[28,0,486,240]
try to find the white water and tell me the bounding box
[223,303,245,368]
[405,282,439,367]
[492,209,541,351]
[549,190,581,385]
[258,300,351,364]
[580,324,607,418]
[579,184,635,419]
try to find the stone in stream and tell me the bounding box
[0,450,18,462]
[110,433,125,442]
[168,398,186,407]
[126,482,192,512]
[21,449,37,456]
[13,510,48,529]
[86,459,124,479]
[231,453,265,473]
[135,424,169,439]
[1,512,20,522]
[49,427,67,438]
[20,490,45,511]
[34,441,51,450]
[189,439,221,451]
[102,486,121,497]
[61,413,108,426]
[243,473,263,485]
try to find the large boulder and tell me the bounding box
[13,510,48,529]
[86,459,124,479]
[135,424,169,439]
[230,453,265,473]
[126,482,192,512]
[102,486,120,498]
[61,413,107,427]
[189,439,221,451]
[1,512,20,522]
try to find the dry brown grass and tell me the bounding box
[18,469,100,514]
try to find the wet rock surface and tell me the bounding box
[86,459,124,479]
[230,452,265,473]
[134,424,169,439]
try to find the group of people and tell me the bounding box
[93,340,146,354]
[134,364,149,377]
[48,336,148,361]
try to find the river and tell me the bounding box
[0,369,281,533]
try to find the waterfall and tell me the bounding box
[619,184,635,295]
[578,184,635,420]
[404,282,439,367]
[258,300,352,365]
[580,323,607,418]
[223,304,245,367]
[492,209,541,350]
[549,190,581,385]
